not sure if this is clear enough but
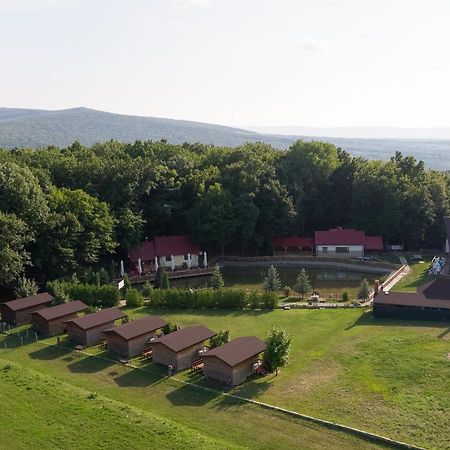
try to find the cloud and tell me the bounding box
[297,39,327,53]
[0,0,87,11]
[170,0,210,8]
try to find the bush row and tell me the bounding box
[47,281,120,308]
[149,288,278,310]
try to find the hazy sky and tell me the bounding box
[1,0,449,127]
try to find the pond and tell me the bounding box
[170,266,381,298]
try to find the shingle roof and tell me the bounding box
[32,300,88,321]
[204,336,266,367]
[3,292,54,312]
[128,235,199,262]
[103,315,167,340]
[66,307,126,330]
[153,325,216,352]
[374,277,450,309]
[315,228,366,245]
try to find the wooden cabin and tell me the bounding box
[152,325,216,371]
[31,301,88,337]
[103,315,167,359]
[0,292,54,326]
[203,336,267,386]
[66,307,127,347]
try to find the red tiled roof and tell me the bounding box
[2,292,54,312]
[203,336,266,367]
[103,315,167,340]
[272,236,315,249]
[32,301,88,321]
[315,228,366,245]
[153,325,216,352]
[128,235,199,262]
[365,235,384,250]
[66,307,126,330]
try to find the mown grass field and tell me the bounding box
[392,257,436,293]
[1,308,449,449]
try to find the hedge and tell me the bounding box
[47,281,120,308]
[149,288,277,310]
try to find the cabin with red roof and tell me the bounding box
[273,228,383,259]
[128,235,200,272]
[315,228,383,258]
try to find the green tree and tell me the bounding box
[142,282,154,299]
[35,188,116,277]
[126,288,144,307]
[293,269,312,299]
[358,279,370,300]
[98,267,110,285]
[342,291,349,302]
[14,277,38,298]
[263,327,291,376]
[162,272,170,290]
[210,330,230,348]
[0,212,32,285]
[263,265,281,292]
[189,182,236,254]
[109,260,116,281]
[210,265,224,289]
[46,280,70,305]
[122,273,131,294]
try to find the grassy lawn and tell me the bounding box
[391,257,436,293]
[1,308,449,449]
[0,340,388,450]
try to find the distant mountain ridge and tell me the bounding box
[1,107,450,170]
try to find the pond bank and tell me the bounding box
[218,256,395,274]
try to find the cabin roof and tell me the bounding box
[153,325,216,352]
[32,300,88,321]
[66,307,126,330]
[2,292,54,312]
[103,315,167,340]
[204,336,266,367]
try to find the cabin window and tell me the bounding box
[184,254,189,260]
[336,246,350,253]
[165,255,172,262]
[321,247,328,253]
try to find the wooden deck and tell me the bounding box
[127,267,215,285]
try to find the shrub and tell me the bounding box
[15,277,38,298]
[282,286,291,297]
[98,267,110,285]
[260,291,278,309]
[162,322,181,334]
[142,282,154,299]
[342,291,349,302]
[210,330,230,348]
[358,279,370,300]
[126,288,144,307]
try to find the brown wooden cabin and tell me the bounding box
[31,301,88,337]
[103,315,167,359]
[66,307,127,347]
[0,292,54,326]
[152,325,216,371]
[203,336,266,386]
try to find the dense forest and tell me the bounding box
[0,139,449,289]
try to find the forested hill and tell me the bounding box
[0,107,293,150]
[1,107,450,169]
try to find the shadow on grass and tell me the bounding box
[166,381,220,406]
[346,310,450,330]
[29,345,73,360]
[114,365,166,388]
[67,351,115,373]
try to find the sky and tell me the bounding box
[1,0,450,128]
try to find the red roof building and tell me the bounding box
[128,235,200,271]
[273,228,383,258]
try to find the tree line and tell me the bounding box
[1,139,449,289]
